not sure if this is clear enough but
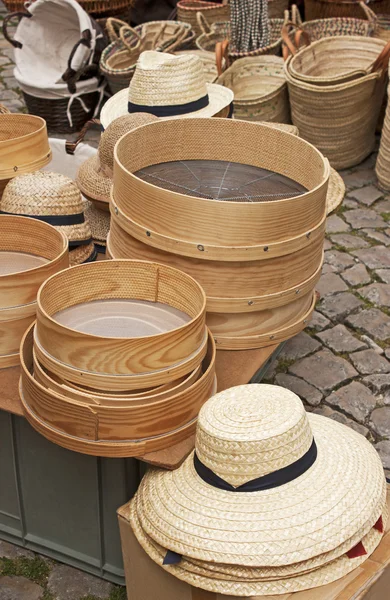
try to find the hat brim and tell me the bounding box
[84,200,111,245]
[130,501,386,595]
[134,414,385,568]
[69,241,97,266]
[327,168,345,215]
[100,84,234,130]
[77,154,112,205]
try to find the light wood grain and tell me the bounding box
[21,325,216,457]
[36,259,206,377]
[0,312,35,356]
[108,220,323,312]
[0,351,20,369]
[0,215,69,308]
[0,114,51,179]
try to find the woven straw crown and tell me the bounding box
[129,51,210,107]
[196,385,313,486]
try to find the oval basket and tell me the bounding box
[21,324,216,457]
[35,259,207,383]
[0,114,51,180]
[177,0,230,36]
[305,0,390,20]
[0,215,68,367]
[112,118,329,260]
[216,55,290,122]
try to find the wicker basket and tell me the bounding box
[2,0,135,18]
[196,18,286,58]
[285,41,389,169]
[305,0,390,20]
[109,118,328,350]
[216,54,290,122]
[177,0,230,36]
[291,2,376,41]
[375,14,390,41]
[376,65,390,189]
[100,20,195,94]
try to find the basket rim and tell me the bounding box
[0,113,47,146]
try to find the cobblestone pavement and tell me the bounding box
[2,1,390,598]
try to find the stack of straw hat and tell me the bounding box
[108,116,329,350]
[1,172,96,266]
[76,113,158,212]
[284,35,390,169]
[130,383,388,595]
[0,215,68,369]
[0,113,51,201]
[20,259,216,457]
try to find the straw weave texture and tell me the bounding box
[376,65,390,190]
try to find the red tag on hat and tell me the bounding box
[374,515,384,533]
[346,541,367,559]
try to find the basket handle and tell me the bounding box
[197,11,211,34]
[61,29,98,92]
[65,118,101,155]
[358,1,377,23]
[281,22,310,60]
[106,17,130,42]
[2,11,32,49]
[162,24,189,52]
[372,40,390,77]
[216,39,229,76]
[119,24,142,52]
[291,4,303,26]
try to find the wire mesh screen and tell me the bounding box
[135,160,307,202]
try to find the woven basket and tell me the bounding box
[291,2,376,41]
[216,54,290,122]
[289,35,387,85]
[196,18,285,58]
[305,0,390,20]
[0,215,68,369]
[100,20,195,94]
[177,1,230,36]
[376,65,390,189]
[285,45,389,169]
[375,14,390,41]
[2,0,134,18]
[109,118,328,350]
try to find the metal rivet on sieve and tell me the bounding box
[303,320,307,324]
[146,231,151,237]
[197,244,204,251]
[295,289,301,294]
[114,206,118,215]
[13,166,18,172]
[248,300,254,306]
[306,232,311,239]
[269,335,275,339]
[263,246,269,252]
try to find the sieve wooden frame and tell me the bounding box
[112,118,329,259]
[0,351,20,369]
[20,325,216,457]
[0,114,51,179]
[0,312,35,357]
[32,352,202,408]
[0,215,69,309]
[111,199,327,262]
[107,219,324,313]
[210,291,316,350]
[35,259,207,378]
[0,301,37,322]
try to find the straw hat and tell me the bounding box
[77,113,158,208]
[84,200,110,253]
[100,51,234,129]
[1,171,96,266]
[130,384,387,594]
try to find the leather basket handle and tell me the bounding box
[372,40,390,78]
[2,11,32,49]
[216,39,229,76]
[65,118,101,155]
[282,22,310,60]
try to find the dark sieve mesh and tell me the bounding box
[135,160,307,203]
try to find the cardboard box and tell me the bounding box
[118,488,390,600]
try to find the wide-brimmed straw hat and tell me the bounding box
[77,113,158,208]
[130,384,387,595]
[1,171,96,265]
[100,51,234,129]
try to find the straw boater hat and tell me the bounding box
[130,384,387,595]
[77,113,158,209]
[1,171,96,265]
[100,51,234,130]
[83,199,110,253]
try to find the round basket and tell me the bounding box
[216,55,290,122]
[35,259,207,388]
[289,35,388,85]
[177,0,230,36]
[0,114,51,181]
[21,323,216,457]
[305,0,390,20]
[0,215,68,368]
[109,118,328,350]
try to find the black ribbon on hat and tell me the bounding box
[128,94,209,118]
[0,210,85,227]
[193,438,318,493]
